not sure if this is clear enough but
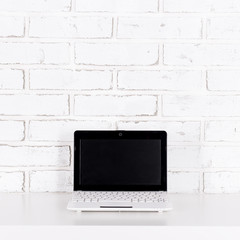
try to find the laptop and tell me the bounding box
[67,130,172,212]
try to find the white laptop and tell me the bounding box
[67,130,172,212]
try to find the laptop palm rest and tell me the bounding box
[100,206,132,208]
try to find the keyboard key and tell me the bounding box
[98,199,131,203]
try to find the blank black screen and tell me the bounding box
[80,139,161,187]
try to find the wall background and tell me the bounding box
[0,0,240,193]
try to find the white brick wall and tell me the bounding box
[0,0,239,193]
[29,120,114,141]
[0,16,24,37]
[0,121,24,141]
[75,43,159,66]
[205,121,240,142]
[117,71,203,90]
[74,95,157,116]
[0,172,24,192]
[0,43,70,64]
[164,0,240,13]
[204,172,240,193]
[162,95,240,117]
[168,172,200,193]
[76,0,158,12]
[117,17,202,39]
[117,121,200,142]
[168,146,240,168]
[0,0,71,12]
[207,71,240,91]
[207,17,240,39]
[30,69,112,90]
[0,95,69,116]
[0,146,70,166]
[29,16,112,38]
[164,44,240,66]
[30,171,72,192]
[0,69,24,89]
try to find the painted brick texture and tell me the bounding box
[0,0,239,193]
[29,16,112,38]
[75,43,159,66]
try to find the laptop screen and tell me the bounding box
[74,131,167,191]
[79,139,162,188]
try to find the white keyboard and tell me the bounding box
[72,191,168,203]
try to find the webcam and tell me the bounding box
[119,133,123,136]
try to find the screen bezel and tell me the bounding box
[74,131,167,191]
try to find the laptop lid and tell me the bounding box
[74,131,167,191]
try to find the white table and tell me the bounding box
[1,193,240,240]
[1,193,240,226]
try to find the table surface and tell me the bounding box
[1,193,240,226]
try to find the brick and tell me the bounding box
[0,121,24,141]
[29,16,112,38]
[76,0,158,12]
[168,146,201,168]
[0,69,23,90]
[75,43,158,66]
[0,43,69,64]
[0,0,71,12]
[0,95,69,116]
[168,172,200,193]
[30,171,72,192]
[29,120,114,141]
[0,172,24,192]
[202,147,240,168]
[0,146,70,167]
[204,172,240,193]
[162,95,240,117]
[117,17,202,39]
[207,17,240,39]
[205,121,240,142]
[164,0,240,13]
[0,16,24,37]
[30,69,112,90]
[118,70,203,90]
[207,70,240,91]
[164,44,240,66]
[74,95,157,116]
[117,121,200,142]
[169,146,240,168]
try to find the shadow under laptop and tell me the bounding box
[71,211,169,226]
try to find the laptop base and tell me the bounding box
[67,201,172,212]
[67,191,172,212]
